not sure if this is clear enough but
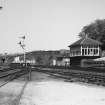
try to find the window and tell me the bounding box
[84,49,87,55]
[82,49,84,56]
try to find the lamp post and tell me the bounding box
[4,52,7,63]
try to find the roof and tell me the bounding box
[94,57,105,61]
[69,37,102,47]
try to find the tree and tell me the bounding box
[79,19,105,50]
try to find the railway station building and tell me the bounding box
[68,36,102,66]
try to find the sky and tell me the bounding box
[0,0,105,54]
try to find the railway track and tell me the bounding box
[0,67,29,87]
[0,72,19,87]
[33,66,105,86]
[0,67,30,105]
[0,64,31,105]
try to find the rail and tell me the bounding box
[32,66,105,86]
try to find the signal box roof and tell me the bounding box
[69,37,102,47]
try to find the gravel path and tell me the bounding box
[19,71,105,105]
[0,81,26,105]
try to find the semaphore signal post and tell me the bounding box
[18,36,31,80]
